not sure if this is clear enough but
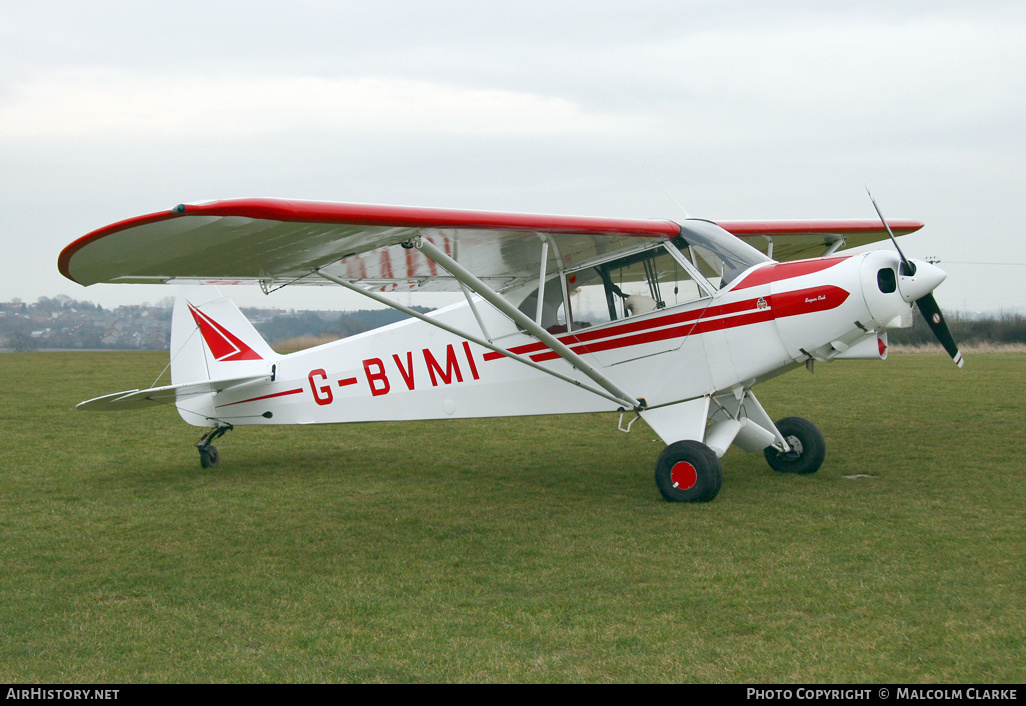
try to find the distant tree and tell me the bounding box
[253,307,435,345]
[255,310,336,343]
[9,332,37,352]
[888,310,1026,346]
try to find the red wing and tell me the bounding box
[714,219,924,262]
[59,198,680,292]
[59,199,924,290]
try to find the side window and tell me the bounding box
[560,246,708,329]
[516,276,569,333]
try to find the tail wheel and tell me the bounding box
[199,445,219,469]
[655,440,723,503]
[196,423,231,469]
[764,417,825,475]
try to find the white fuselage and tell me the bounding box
[183,249,914,441]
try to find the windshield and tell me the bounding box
[673,219,772,288]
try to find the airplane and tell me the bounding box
[57,196,962,502]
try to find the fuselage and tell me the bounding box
[181,245,919,431]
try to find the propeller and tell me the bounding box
[916,291,965,367]
[867,188,964,367]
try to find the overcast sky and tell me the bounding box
[2,0,1024,313]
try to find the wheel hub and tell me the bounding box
[781,434,804,459]
[670,461,698,490]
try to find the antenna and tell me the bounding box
[645,165,690,219]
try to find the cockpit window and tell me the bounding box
[673,220,771,289]
[557,244,708,329]
[513,221,768,334]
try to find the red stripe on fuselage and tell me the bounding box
[484,285,850,363]
[217,388,304,408]
[731,256,850,291]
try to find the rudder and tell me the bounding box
[171,286,277,425]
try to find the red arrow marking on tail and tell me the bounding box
[187,302,263,361]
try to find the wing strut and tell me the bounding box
[412,236,644,411]
[314,270,636,409]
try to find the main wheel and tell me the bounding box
[199,444,219,469]
[763,417,825,475]
[655,440,723,503]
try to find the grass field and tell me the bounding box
[1,351,1023,683]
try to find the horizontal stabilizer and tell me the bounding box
[76,374,270,412]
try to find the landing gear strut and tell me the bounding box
[196,423,233,469]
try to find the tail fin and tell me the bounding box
[171,286,276,425]
[171,286,277,384]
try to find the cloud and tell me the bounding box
[0,70,652,143]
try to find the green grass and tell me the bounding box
[1,351,1024,682]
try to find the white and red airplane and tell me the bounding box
[58,197,962,502]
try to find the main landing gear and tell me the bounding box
[653,414,826,503]
[763,416,826,475]
[196,423,233,469]
[654,440,724,503]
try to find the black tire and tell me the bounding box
[655,440,723,503]
[199,445,219,469]
[763,417,825,475]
